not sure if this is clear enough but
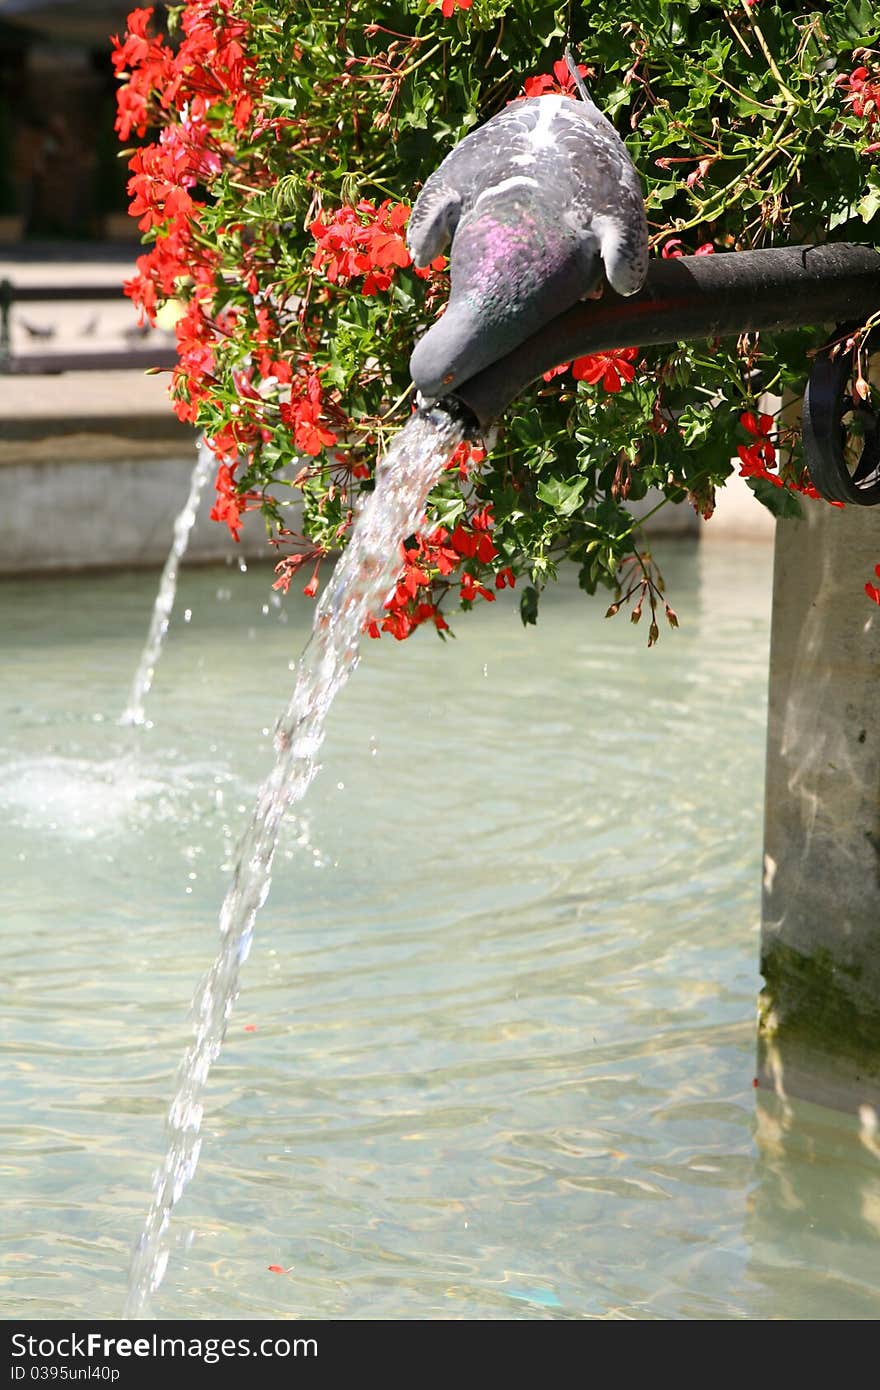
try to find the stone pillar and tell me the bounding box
[759,496,880,1112]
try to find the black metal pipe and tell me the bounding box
[450,244,880,431]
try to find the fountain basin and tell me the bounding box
[3,549,879,1319]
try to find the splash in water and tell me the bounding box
[124,403,469,1318]
[121,437,216,727]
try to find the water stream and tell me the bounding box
[120,437,216,728]
[124,404,467,1317]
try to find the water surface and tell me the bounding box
[2,541,879,1320]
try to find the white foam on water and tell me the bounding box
[0,754,175,839]
[0,752,249,842]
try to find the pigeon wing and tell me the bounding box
[406,103,541,267]
[408,97,647,294]
[406,174,461,267]
[557,102,648,296]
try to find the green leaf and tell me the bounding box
[858,189,880,224]
[828,202,856,231]
[535,475,589,516]
[429,495,466,528]
[678,402,715,448]
[857,170,880,224]
[746,479,804,519]
[519,585,540,627]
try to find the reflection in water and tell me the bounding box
[748,1090,880,1319]
[1,541,879,1318]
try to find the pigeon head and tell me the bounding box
[410,201,600,401]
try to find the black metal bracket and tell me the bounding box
[802,325,880,506]
[446,244,880,507]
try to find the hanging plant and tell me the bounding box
[112,0,880,638]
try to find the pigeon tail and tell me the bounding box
[563,46,594,107]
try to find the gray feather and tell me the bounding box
[408,94,648,398]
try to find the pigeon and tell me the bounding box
[407,71,648,401]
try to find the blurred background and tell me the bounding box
[0,2,274,573]
[0,0,153,245]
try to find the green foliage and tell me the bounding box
[120,1,880,635]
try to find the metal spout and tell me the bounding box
[449,244,880,432]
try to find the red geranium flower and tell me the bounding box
[661,238,715,258]
[523,59,590,99]
[736,411,779,485]
[571,347,639,393]
[839,66,880,127]
[209,463,260,541]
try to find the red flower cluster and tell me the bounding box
[112,3,261,141]
[279,373,338,457]
[445,441,487,479]
[661,239,715,258]
[126,135,199,233]
[111,6,171,141]
[113,4,284,524]
[366,505,510,640]
[369,532,455,640]
[449,507,497,564]
[523,59,591,99]
[573,347,639,392]
[171,297,218,424]
[114,2,264,321]
[311,200,444,296]
[735,410,844,506]
[209,463,259,541]
[839,66,880,127]
[121,127,215,347]
[544,347,639,393]
[432,0,473,15]
[737,411,779,485]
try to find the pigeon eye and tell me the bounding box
[443,372,455,384]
